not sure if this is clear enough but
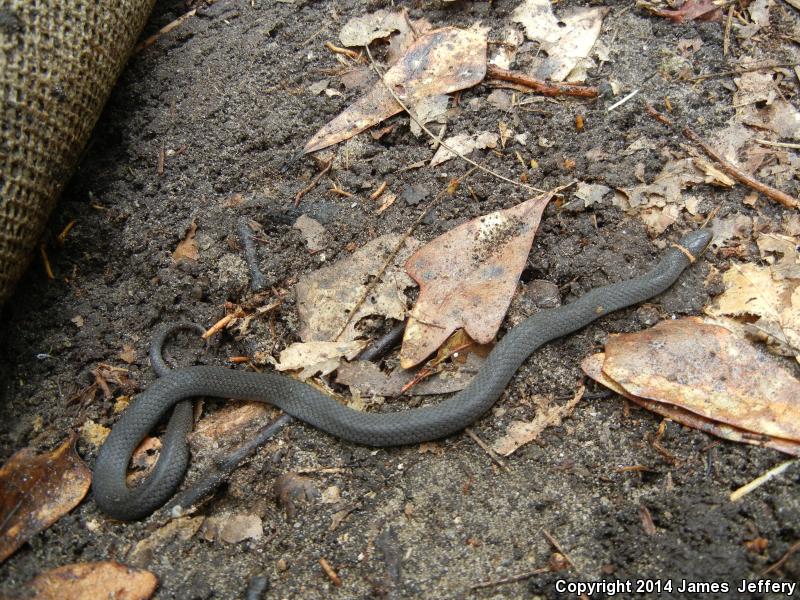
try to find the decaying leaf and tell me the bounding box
[305,27,487,153]
[492,385,584,456]
[293,215,328,253]
[648,0,723,23]
[705,250,800,359]
[201,513,264,544]
[400,195,551,368]
[172,220,199,262]
[276,340,367,380]
[409,94,449,137]
[585,318,800,451]
[16,561,157,600]
[336,353,483,397]
[430,131,500,166]
[512,0,608,82]
[582,353,800,456]
[189,403,271,449]
[296,234,421,343]
[0,434,91,563]
[339,9,410,47]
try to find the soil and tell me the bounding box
[1,0,798,598]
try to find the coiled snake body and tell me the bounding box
[94,230,711,520]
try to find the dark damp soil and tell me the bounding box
[1,0,798,598]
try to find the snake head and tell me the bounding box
[677,229,712,259]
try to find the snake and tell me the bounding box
[93,229,712,520]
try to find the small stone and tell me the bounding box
[276,558,289,572]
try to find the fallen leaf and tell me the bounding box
[492,385,584,455]
[339,9,410,48]
[0,434,91,563]
[18,562,157,600]
[189,403,271,448]
[336,353,483,396]
[119,344,136,364]
[429,131,499,166]
[293,214,328,253]
[593,318,800,444]
[409,94,449,137]
[276,340,367,380]
[400,195,551,368]
[201,513,263,544]
[295,234,421,343]
[757,233,800,280]
[79,419,110,447]
[649,0,723,22]
[274,473,320,519]
[305,27,487,153]
[582,355,800,457]
[489,26,523,70]
[705,256,800,360]
[172,220,199,262]
[512,0,608,82]
[710,214,752,250]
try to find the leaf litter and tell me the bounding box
[305,26,487,153]
[400,195,552,368]
[0,434,91,563]
[582,318,800,456]
[13,561,158,600]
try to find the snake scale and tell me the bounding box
[93,229,711,520]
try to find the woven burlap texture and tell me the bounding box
[0,0,154,303]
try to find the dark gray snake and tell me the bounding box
[93,229,711,520]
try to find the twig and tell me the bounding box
[166,414,294,516]
[238,217,267,292]
[135,9,198,53]
[762,540,800,576]
[364,45,545,195]
[607,89,640,112]
[485,65,598,98]
[542,529,583,575]
[39,243,54,279]
[294,160,332,206]
[683,126,799,209]
[645,105,800,209]
[470,567,549,590]
[723,5,733,56]
[730,460,797,502]
[755,139,800,149]
[687,61,800,82]
[465,427,509,471]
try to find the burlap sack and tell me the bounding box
[0,0,155,303]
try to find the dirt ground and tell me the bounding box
[1,0,799,598]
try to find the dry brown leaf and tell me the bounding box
[304,27,487,153]
[119,344,136,364]
[172,220,199,262]
[599,318,800,443]
[296,234,421,343]
[400,195,551,368]
[649,0,723,22]
[18,562,157,600]
[276,340,367,380]
[705,259,800,359]
[336,353,483,397]
[582,352,800,456]
[492,385,584,456]
[512,0,608,82]
[201,513,263,544]
[0,434,91,563]
[189,403,271,448]
[293,215,328,253]
[429,131,500,166]
[339,9,409,47]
